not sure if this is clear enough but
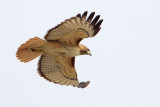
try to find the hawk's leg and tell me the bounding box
[31,47,42,53]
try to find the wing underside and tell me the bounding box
[38,54,79,87]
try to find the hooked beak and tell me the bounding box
[87,51,92,56]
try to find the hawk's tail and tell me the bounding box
[16,37,46,63]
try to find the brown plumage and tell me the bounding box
[16,11,103,88]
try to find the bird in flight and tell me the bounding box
[16,11,103,88]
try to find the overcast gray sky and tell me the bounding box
[1,0,160,107]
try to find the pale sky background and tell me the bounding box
[1,0,160,107]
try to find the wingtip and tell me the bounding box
[87,12,95,23]
[82,11,88,19]
[76,13,81,18]
[78,81,90,88]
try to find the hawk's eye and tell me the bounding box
[86,49,90,51]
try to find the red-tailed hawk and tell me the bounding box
[16,11,103,88]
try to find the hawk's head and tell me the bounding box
[79,44,92,56]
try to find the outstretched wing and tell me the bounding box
[38,54,90,88]
[44,11,103,45]
[38,54,79,87]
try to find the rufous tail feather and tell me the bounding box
[16,37,46,63]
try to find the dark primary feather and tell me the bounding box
[76,14,81,18]
[83,11,103,36]
[94,27,101,35]
[82,11,88,19]
[91,15,100,26]
[93,19,103,35]
[87,12,95,23]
